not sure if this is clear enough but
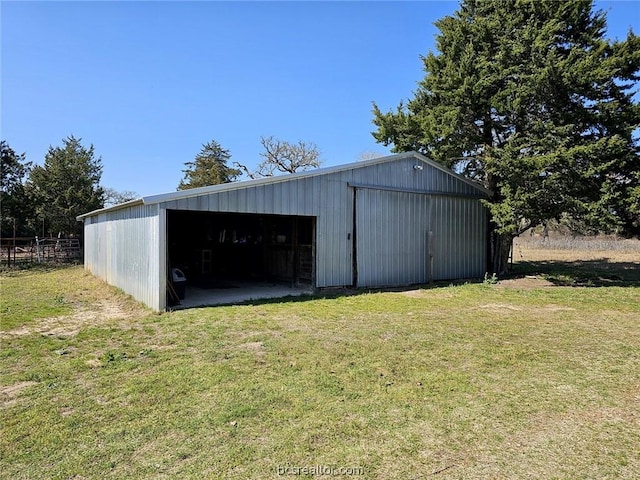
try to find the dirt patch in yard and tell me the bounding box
[0,299,145,339]
[237,341,266,352]
[235,341,267,361]
[397,289,432,298]
[475,302,576,315]
[396,276,554,297]
[477,303,524,313]
[496,276,555,290]
[0,381,37,407]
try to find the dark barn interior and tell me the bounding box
[167,210,315,291]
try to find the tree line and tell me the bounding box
[0,135,320,238]
[3,0,637,275]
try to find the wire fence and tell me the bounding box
[0,237,82,268]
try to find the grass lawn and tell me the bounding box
[1,246,639,479]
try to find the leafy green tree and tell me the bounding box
[178,140,240,190]
[28,136,105,236]
[1,140,34,237]
[234,136,322,178]
[372,0,640,273]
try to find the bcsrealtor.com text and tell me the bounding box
[276,465,365,476]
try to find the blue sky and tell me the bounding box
[2,1,638,197]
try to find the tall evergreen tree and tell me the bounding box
[372,0,640,273]
[0,141,33,237]
[178,140,240,190]
[28,136,104,236]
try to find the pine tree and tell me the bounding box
[28,136,104,236]
[1,141,33,237]
[178,141,240,190]
[372,0,640,273]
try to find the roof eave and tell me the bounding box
[140,152,419,205]
[76,151,490,220]
[76,198,145,221]
[410,152,491,196]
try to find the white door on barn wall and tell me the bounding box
[354,188,430,288]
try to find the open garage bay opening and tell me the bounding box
[166,210,315,307]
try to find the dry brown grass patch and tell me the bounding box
[496,276,555,289]
[0,381,37,408]
[1,299,143,339]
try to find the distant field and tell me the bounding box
[1,241,639,479]
[513,234,640,287]
[515,232,639,256]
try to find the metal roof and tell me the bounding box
[77,152,489,220]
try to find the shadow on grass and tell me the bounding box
[180,278,484,310]
[510,258,640,287]
[0,262,82,277]
[172,259,639,310]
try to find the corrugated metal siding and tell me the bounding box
[356,189,430,287]
[84,204,161,310]
[429,196,487,280]
[83,154,488,311]
[157,156,487,288]
[354,188,486,286]
[159,170,356,288]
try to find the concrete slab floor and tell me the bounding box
[170,281,314,309]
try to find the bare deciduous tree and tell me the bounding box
[356,151,385,162]
[103,188,139,207]
[234,136,321,179]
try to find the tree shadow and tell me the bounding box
[0,262,81,277]
[179,279,484,309]
[510,258,640,287]
[173,259,640,311]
